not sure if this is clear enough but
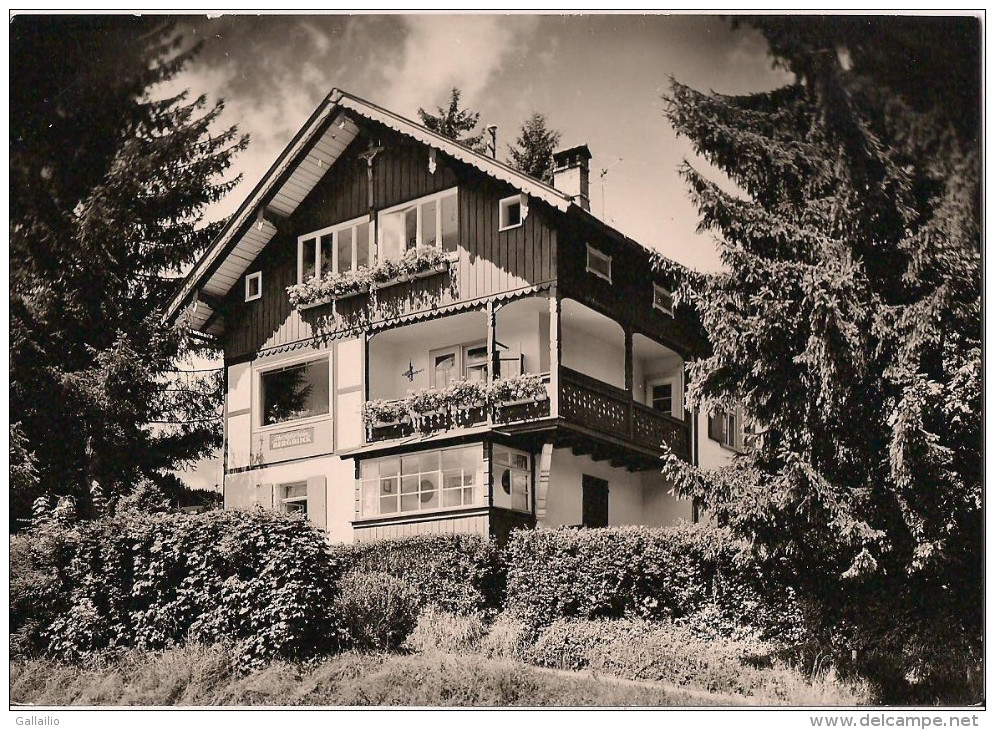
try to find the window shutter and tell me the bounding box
[708,413,723,442]
[307,475,327,530]
[256,483,274,509]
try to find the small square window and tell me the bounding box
[499,194,525,231]
[653,284,673,316]
[245,272,262,302]
[586,244,612,282]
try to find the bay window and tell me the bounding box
[378,188,458,261]
[298,216,373,283]
[358,445,485,518]
[492,447,531,512]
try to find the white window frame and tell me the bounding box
[297,215,373,284]
[499,194,526,231]
[653,283,674,316]
[376,187,458,261]
[709,409,742,451]
[358,445,485,519]
[586,244,612,283]
[492,446,532,513]
[245,271,262,302]
[256,353,331,430]
[646,376,681,419]
[429,340,488,388]
[279,482,308,514]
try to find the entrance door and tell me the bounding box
[582,475,609,528]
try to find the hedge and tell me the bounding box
[329,534,505,615]
[10,509,344,666]
[504,524,805,642]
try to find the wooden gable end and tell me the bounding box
[221,122,558,361]
[555,220,705,357]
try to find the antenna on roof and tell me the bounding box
[599,157,623,221]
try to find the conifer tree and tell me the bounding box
[660,17,980,698]
[418,87,485,151]
[506,112,562,184]
[10,16,246,528]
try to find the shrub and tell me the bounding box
[10,509,344,666]
[477,612,531,661]
[335,571,420,652]
[405,606,489,655]
[523,618,872,705]
[504,524,804,643]
[329,533,505,615]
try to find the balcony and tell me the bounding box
[560,367,690,461]
[362,295,692,466]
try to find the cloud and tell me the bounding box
[378,15,541,117]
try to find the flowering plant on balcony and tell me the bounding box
[406,387,446,416]
[287,267,372,308]
[445,379,489,411]
[394,246,450,280]
[362,398,409,426]
[488,373,547,404]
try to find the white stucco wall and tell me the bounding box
[541,448,689,528]
[223,454,357,543]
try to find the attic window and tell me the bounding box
[245,272,262,302]
[586,244,612,282]
[499,195,525,231]
[653,284,673,316]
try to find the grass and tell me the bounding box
[10,645,757,707]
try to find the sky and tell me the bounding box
[168,12,794,489]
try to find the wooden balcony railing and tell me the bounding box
[365,369,691,462]
[560,367,691,460]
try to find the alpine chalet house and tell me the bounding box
[166,89,738,543]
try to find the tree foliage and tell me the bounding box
[506,112,562,184]
[418,87,485,151]
[660,17,980,697]
[9,16,246,529]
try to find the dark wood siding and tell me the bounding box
[556,220,703,356]
[222,123,558,361]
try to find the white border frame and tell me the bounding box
[498,194,525,232]
[653,283,674,316]
[255,351,332,431]
[377,186,458,259]
[244,271,262,302]
[586,243,612,283]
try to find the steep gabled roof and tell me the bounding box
[166,88,580,335]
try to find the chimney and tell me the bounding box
[552,144,592,211]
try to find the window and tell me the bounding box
[492,447,530,512]
[245,272,262,302]
[499,194,525,231]
[297,216,374,284]
[653,284,673,316]
[650,383,673,414]
[359,445,484,518]
[430,341,488,388]
[279,482,307,514]
[260,358,330,426]
[708,409,741,451]
[464,343,490,383]
[378,188,458,262]
[586,244,612,282]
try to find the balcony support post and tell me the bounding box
[624,327,634,440]
[549,286,560,419]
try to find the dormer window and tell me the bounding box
[245,271,262,302]
[653,284,674,316]
[298,215,373,284]
[499,194,525,231]
[586,244,612,282]
[378,188,458,262]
